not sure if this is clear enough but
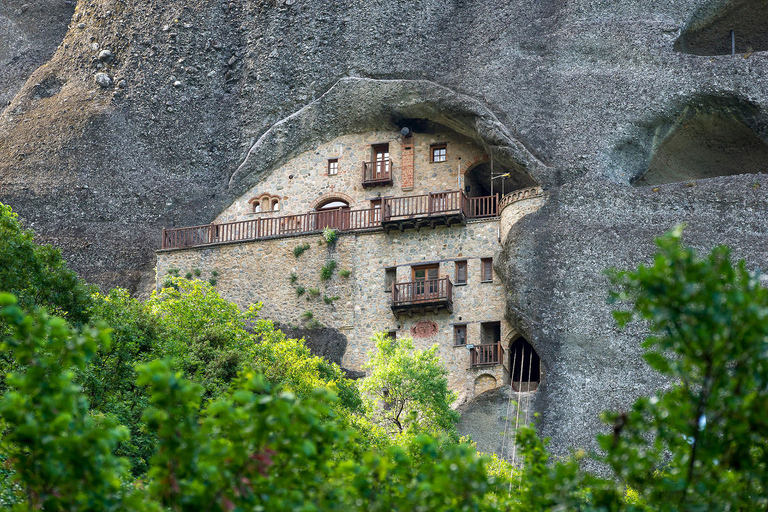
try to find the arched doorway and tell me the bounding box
[509,337,540,392]
[315,198,350,230]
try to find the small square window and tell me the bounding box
[481,258,493,282]
[387,330,397,340]
[455,260,467,285]
[385,267,396,292]
[327,158,339,175]
[454,325,467,346]
[431,144,447,163]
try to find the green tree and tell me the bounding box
[602,225,768,510]
[80,288,167,476]
[0,293,147,511]
[0,202,93,324]
[360,332,459,441]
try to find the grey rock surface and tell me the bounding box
[278,326,348,368]
[1,0,767,459]
[0,0,74,106]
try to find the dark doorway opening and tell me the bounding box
[509,337,540,392]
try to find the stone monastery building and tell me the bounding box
[157,124,546,404]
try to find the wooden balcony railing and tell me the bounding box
[391,277,453,316]
[470,342,504,367]
[161,191,502,250]
[362,159,393,187]
[466,194,499,219]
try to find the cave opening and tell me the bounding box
[634,111,768,186]
[509,337,540,392]
[464,162,536,198]
[674,0,768,56]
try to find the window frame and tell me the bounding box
[385,267,396,293]
[481,258,493,283]
[453,324,467,346]
[327,158,339,176]
[430,143,447,163]
[455,260,467,285]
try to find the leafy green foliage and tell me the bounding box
[360,333,459,441]
[292,242,311,258]
[296,285,306,296]
[147,278,260,399]
[0,293,147,511]
[0,202,94,324]
[603,225,768,509]
[339,269,351,278]
[140,360,347,511]
[289,272,298,284]
[322,227,338,244]
[320,259,337,280]
[81,288,165,475]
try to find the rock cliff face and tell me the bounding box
[2,0,768,460]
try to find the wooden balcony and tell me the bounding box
[391,277,453,317]
[161,191,501,250]
[470,342,504,368]
[362,159,393,187]
[382,191,468,231]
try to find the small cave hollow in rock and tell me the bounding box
[674,0,768,56]
[509,336,540,392]
[634,111,768,186]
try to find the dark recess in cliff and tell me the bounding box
[675,0,768,55]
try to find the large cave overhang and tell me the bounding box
[610,94,768,186]
[674,0,768,56]
[219,77,547,211]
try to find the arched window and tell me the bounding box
[509,337,540,392]
[317,199,349,210]
[315,199,350,230]
[248,193,280,214]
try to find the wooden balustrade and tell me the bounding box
[381,190,467,222]
[362,159,393,187]
[466,194,499,218]
[391,277,453,316]
[161,191,502,250]
[470,342,504,367]
[392,277,453,305]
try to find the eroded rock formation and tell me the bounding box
[3,0,768,461]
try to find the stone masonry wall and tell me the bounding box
[157,213,538,405]
[215,130,487,223]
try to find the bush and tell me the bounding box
[0,202,94,324]
[320,259,337,280]
[322,227,338,244]
[292,243,311,258]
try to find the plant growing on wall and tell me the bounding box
[293,243,311,258]
[322,227,338,244]
[289,272,298,284]
[339,269,351,278]
[308,288,320,298]
[320,260,337,280]
[295,286,305,297]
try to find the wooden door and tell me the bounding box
[373,144,390,179]
[412,264,439,301]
